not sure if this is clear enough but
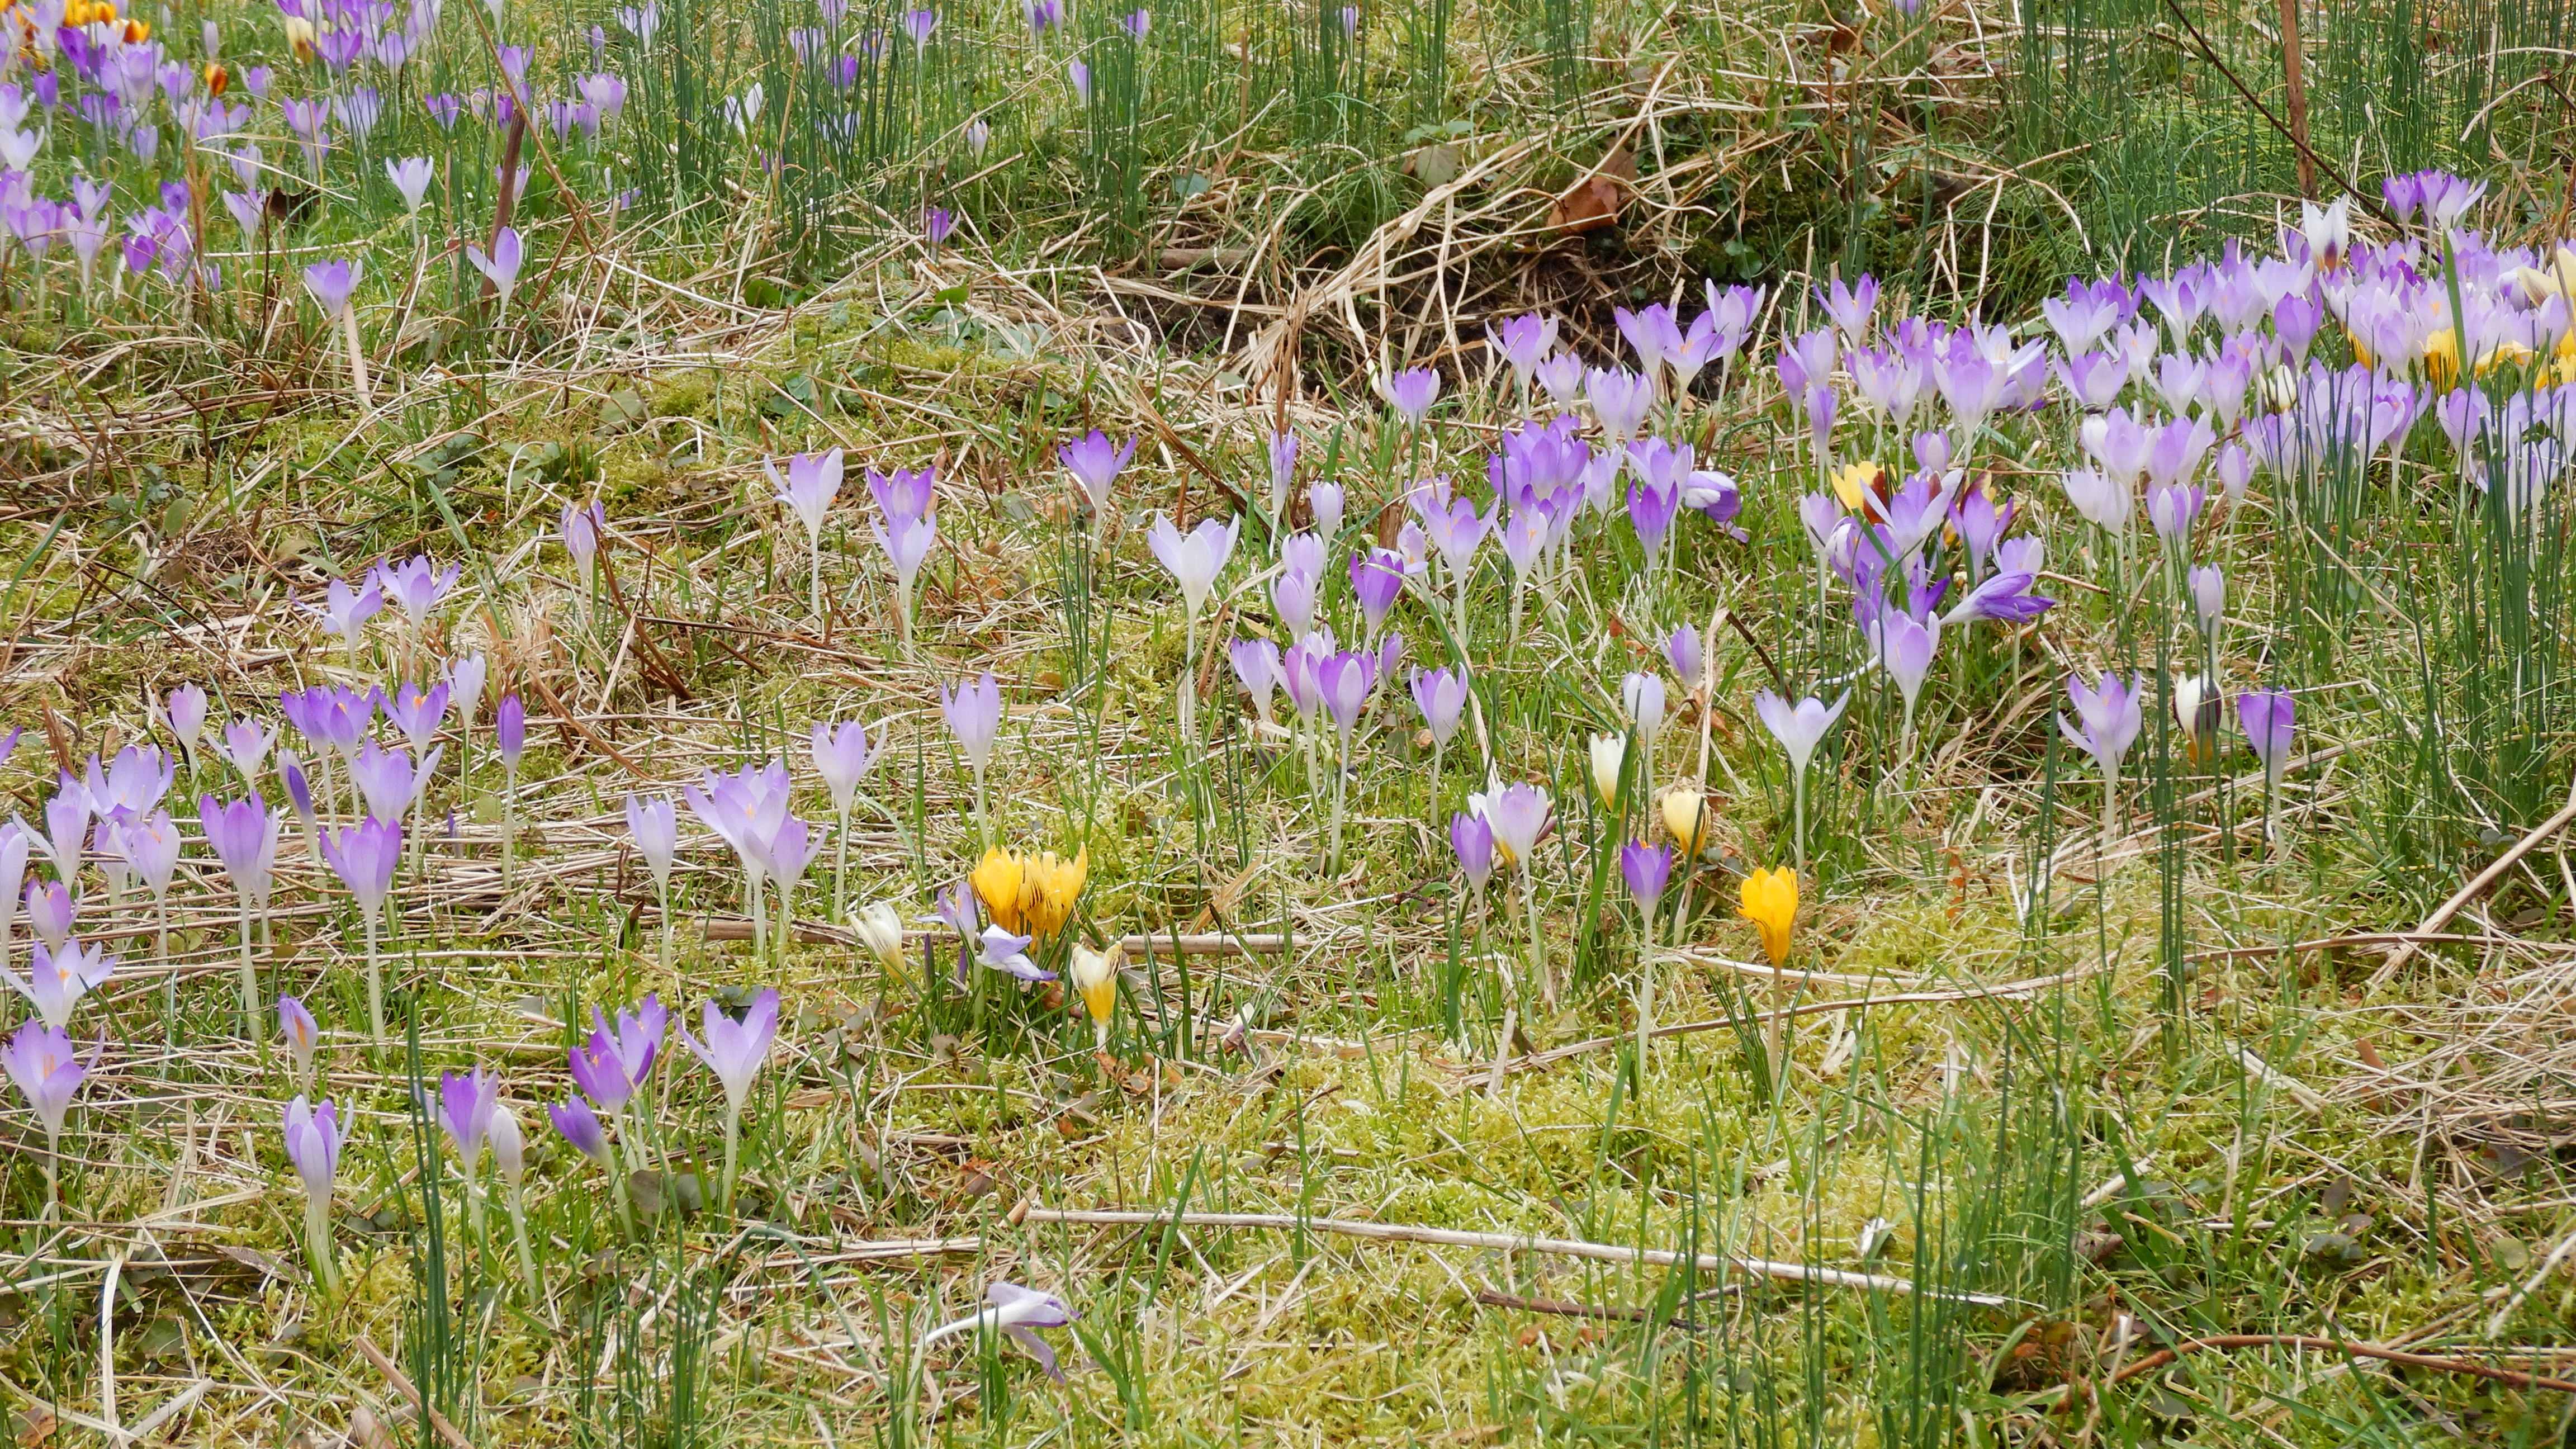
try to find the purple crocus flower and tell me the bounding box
[924,205,954,247]
[1059,430,1134,520]
[943,671,1004,774]
[2237,689,2296,789]
[1229,636,1281,725]
[23,879,75,953]
[549,1096,614,1167]
[684,987,780,1205]
[200,791,281,1020]
[570,995,667,1112]
[10,939,115,1031]
[975,924,1050,981]
[1755,691,1849,780]
[1667,626,1701,685]
[2059,673,2145,783]
[279,994,321,1086]
[318,816,404,1043]
[1450,810,1495,900]
[1350,548,1408,636]
[1620,840,1674,915]
[282,1095,349,1292]
[302,258,358,318]
[496,693,526,770]
[1378,367,1441,424]
[466,224,525,313]
[1412,667,1467,747]
[374,555,462,625]
[163,684,207,768]
[6,1019,90,1155]
[437,1067,500,1169]
[1941,570,2054,627]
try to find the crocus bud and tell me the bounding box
[1068,943,1119,1050]
[1660,788,1711,858]
[1588,733,1626,807]
[852,901,907,972]
[495,693,527,769]
[489,1100,525,1188]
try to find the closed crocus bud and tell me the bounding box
[489,1099,525,1188]
[495,693,526,770]
[2173,675,2217,763]
[1660,788,1711,858]
[1588,733,1626,807]
[1068,943,1119,1049]
[852,901,907,972]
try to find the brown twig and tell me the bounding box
[2105,1333,2576,1394]
[353,1337,477,1449]
[1474,1287,1707,1330]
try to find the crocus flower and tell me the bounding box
[1621,840,1674,920]
[489,1098,538,1290]
[1378,367,1440,424]
[975,924,1050,982]
[571,996,666,1114]
[1412,667,1468,749]
[944,671,1005,842]
[923,1281,1078,1380]
[548,1096,613,1163]
[1737,866,1797,967]
[1450,810,1495,902]
[1588,733,1627,807]
[560,501,604,586]
[386,155,433,214]
[1308,481,1346,538]
[1349,548,1408,637]
[466,225,524,316]
[8,1020,90,1212]
[9,939,114,1031]
[1068,943,1120,1050]
[1667,626,1702,686]
[624,793,679,965]
[1266,429,1300,517]
[282,1095,348,1293]
[2061,673,2145,840]
[220,718,276,779]
[2238,689,2296,790]
[23,879,75,953]
[1147,514,1241,621]
[1058,430,1134,528]
[808,719,877,913]
[375,556,462,626]
[318,816,404,1045]
[683,988,779,1205]
[1755,690,1848,875]
[769,448,845,622]
[199,792,281,1022]
[435,1067,500,1233]
[872,509,939,643]
[1230,637,1281,726]
[163,685,207,770]
[2190,565,2224,631]
[279,994,320,1088]
[853,901,908,973]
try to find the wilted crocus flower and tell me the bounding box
[8,939,114,1031]
[1058,430,1134,535]
[768,448,845,623]
[943,671,1005,842]
[279,994,320,1090]
[199,792,281,1024]
[683,988,779,1206]
[435,1067,500,1235]
[624,794,679,967]
[1378,367,1441,425]
[318,816,404,1047]
[466,224,525,318]
[2061,673,2145,841]
[282,1095,348,1294]
[923,1281,1078,1380]
[8,1020,89,1214]
[1755,690,1849,875]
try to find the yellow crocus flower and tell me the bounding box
[972,845,1090,941]
[1660,788,1710,858]
[1738,866,1798,968]
[971,847,1025,934]
[1068,943,1121,1049]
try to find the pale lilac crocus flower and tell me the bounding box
[683,988,779,1206]
[1755,690,1850,876]
[685,760,792,955]
[624,794,679,967]
[279,994,321,1091]
[943,672,1004,844]
[163,685,208,773]
[318,816,404,1048]
[1147,514,1241,740]
[8,1020,92,1216]
[1230,637,1281,730]
[303,258,370,405]
[9,939,113,1031]
[768,448,845,623]
[872,504,937,645]
[200,792,282,1026]
[922,1281,1078,1380]
[2238,688,2296,846]
[282,1096,350,1294]
[1471,783,1555,1000]
[24,879,74,953]
[1379,367,1441,425]
[435,1066,500,1236]
[2061,673,2145,843]
[466,224,524,318]
[809,720,877,916]
[1412,665,1468,809]
[1059,430,1134,539]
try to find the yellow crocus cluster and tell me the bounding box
[1737,866,1798,968]
[971,846,1088,940]
[1829,461,1888,515]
